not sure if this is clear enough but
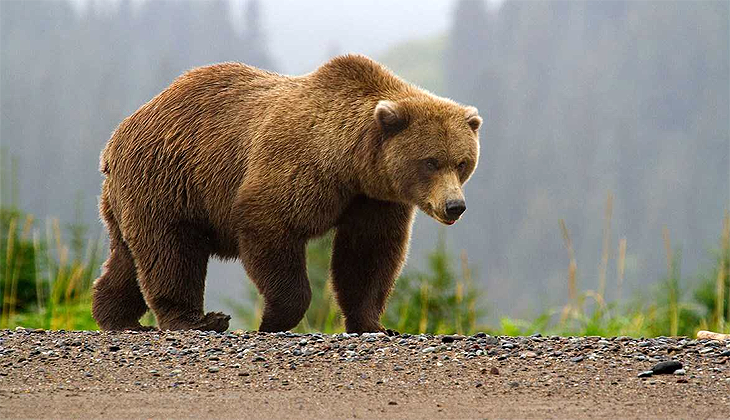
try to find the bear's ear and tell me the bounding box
[465,106,482,132]
[374,100,408,132]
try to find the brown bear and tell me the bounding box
[92,54,482,333]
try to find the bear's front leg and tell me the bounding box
[239,232,312,332]
[331,196,415,333]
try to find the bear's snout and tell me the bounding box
[445,199,466,221]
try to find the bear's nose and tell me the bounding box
[445,199,466,220]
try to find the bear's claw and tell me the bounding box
[384,328,400,337]
[190,311,231,333]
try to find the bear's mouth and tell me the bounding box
[422,204,459,225]
[437,216,458,225]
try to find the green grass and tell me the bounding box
[1,211,101,330]
[3,202,728,337]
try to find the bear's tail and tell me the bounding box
[99,147,109,175]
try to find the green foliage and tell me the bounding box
[693,214,730,333]
[5,205,728,338]
[1,208,39,313]
[231,230,482,335]
[0,207,102,330]
[642,251,701,337]
[230,233,343,333]
[384,232,483,335]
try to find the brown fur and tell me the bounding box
[92,54,482,333]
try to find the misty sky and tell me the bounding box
[72,0,503,75]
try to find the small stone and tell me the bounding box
[421,346,437,353]
[638,370,653,378]
[484,336,500,346]
[651,360,682,374]
[490,366,500,375]
[530,333,542,338]
[571,356,584,363]
[508,381,519,388]
[388,401,398,406]
[673,369,686,376]
[441,336,455,344]
[108,345,120,352]
[718,349,730,357]
[676,378,689,383]
[208,366,219,373]
[393,365,404,371]
[521,351,537,358]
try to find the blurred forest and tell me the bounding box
[1,0,728,322]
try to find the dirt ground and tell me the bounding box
[1,328,729,419]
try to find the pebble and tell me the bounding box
[651,360,682,374]
[3,329,728,403]
[484,335,499,345]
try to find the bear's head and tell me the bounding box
[374,97,482,225]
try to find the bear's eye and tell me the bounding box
[457,161,467,172]
[424,158,439,171]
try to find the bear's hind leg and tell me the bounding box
[132,225,230,332]
[92,201,150,331]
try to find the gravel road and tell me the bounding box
[1,328,729,419]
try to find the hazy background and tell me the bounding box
[1,0,728,326]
